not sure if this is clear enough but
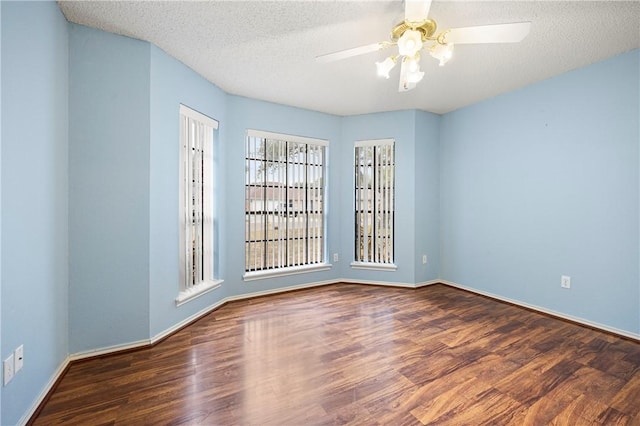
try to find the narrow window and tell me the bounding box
[245,130,327,277]
[177,104,220,304]
[353,139,396,268]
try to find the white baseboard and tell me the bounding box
[18,355,71,426]
[440,280,640,341]
[69,280,341,364]
[341,278,439,289]
[69,339,151,362]
[151,298,229,345]
[70,278,639,362]
[69,277,433,362]
[340,278,415,288]
[24,279,341,425]
[154,279,339,344]
[416,279,440,288]
[28,277,637,425]
[225,278,338,302]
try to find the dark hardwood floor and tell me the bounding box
[32,283,640,425]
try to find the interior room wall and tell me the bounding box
[414,110,440,284]
[1,2,69,424]
[439,49,640,336]
[148,45,228,339]
[1,1,638,423]
[68,24,151,354]
[224,95,342,298]
[340,111,420,286]
[0,2,4,423]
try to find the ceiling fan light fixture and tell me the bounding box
[407,67,424,83]
[404,54,424,83]
[315,1,531,94]
[398,29,423,57]
[375,56,397,79]
[399,55,424,89]
[407,54,420,72]
[430,42,454,66]
[407,71,424,84]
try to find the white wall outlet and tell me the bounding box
[422,254,427,265]
[561,275,571,289]
[15,345,24,373]
[333,253,339,262]
[4,354,15,386]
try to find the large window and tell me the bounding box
[245,130,327,277]
[353,139,396,269]
[177,104,221,305]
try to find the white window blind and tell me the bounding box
[178,105,219,299]
[354,139,395,265]
[245,130,327,274]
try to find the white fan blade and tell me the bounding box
[316,42,387,63]
[445,22,531,44]
[405,0,432,24]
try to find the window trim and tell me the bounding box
[243,129,329,280]
[353,138,396,268]
[176,104,222,305]
[248,129,329,148]
[350,261,397,271]
[244,263,332,282]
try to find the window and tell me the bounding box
[353,139,396,269]
[245,130,328,278]
[177,104,221,305]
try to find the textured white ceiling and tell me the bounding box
[58,1,640,116]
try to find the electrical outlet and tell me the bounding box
[422,254,427,265]
[561,275,571,289]
[15,345,23,373]
[4,354,15,386]
[333,253,339,262]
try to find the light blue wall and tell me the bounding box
[68,24,151,353]
[1,2,69,424]
[149,45,228,337]
[1,3,639,423]
[415,110,440,283]
[340,111,418,284]
[440,49,640,334]
[0,2,3,423]
[225,96,342,297]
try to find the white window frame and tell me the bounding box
[244,129,330,280]
[352,138,397,271]
[177,104,222,305]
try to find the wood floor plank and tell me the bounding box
[31,283,640,425]
[439,387,524,425]
[610,372,640,415]
[550,394,632,425]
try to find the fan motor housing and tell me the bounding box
[391,19,437,41]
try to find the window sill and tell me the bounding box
[350,262,398,271]
[243,263,332,281]
[175,279,223,307]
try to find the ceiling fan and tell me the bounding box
[316,0,531,92]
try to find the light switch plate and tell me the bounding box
[15,345,23,373]
[4,354,15,386]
